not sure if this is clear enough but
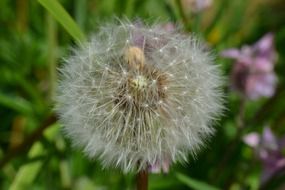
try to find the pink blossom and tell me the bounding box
[243,127,285,183]
[131,22,176,50]
[148,159,170,174]
[221,33,278,100]
[182,0,213,13]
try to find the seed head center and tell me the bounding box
[113,45,169,111]
[131,75,148,90]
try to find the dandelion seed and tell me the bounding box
[55,20,224,172]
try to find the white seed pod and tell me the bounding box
[55,20,224,172]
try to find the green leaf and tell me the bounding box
[74,177,97,190]
[149,174,181,189]
[38,0,86,44]
[0,93,33,114]
[8,124,59,190]
[9,143,44,190]
[176,172,220,190]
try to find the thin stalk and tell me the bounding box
[175,0,191,31]
[74,0,87,31]
[46,13,58,99]
[16,0,28,33]
[136,170,148,190]
[211,98,246,185]
[205,0,229,35]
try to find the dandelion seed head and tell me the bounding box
[55,20,224,172]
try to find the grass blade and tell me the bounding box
[38,0,86,44]
[176,172,220,190]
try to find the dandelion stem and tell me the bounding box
[136,169,148,190]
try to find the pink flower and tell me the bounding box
[221,33,278,100]
[148,159,170,174]
[131,22,176,50]
[243,127,285,184]
[182,0,213,13]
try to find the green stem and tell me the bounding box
[16,75,45,113]
[175,0,191,31]
[16,0,28,33]
[205,0,229,35]
[74,0,87,31]
[46,14,58,99]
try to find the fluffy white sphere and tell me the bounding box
[55,21,224,172]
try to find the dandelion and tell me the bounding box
[55,20,224,172]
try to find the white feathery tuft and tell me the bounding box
[55,20,224,172]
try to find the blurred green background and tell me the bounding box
[1,0,285,189]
